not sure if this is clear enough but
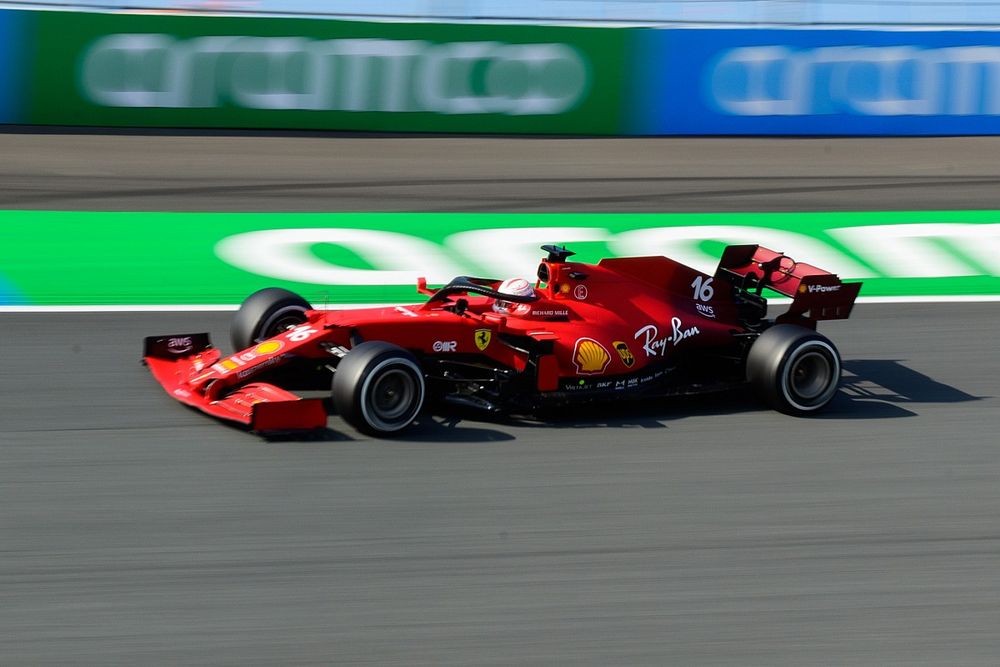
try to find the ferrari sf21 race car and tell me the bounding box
[144,244,862,437]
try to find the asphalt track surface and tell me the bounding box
[2,133,1000,665]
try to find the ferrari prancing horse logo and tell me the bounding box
[475,329,492,351]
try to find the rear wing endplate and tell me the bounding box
[715,245,862,322]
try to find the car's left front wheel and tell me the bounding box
[231,288,311,351]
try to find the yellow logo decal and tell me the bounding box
[573,338,611,375]
[220,359,240,371]
[613,341,635,368]
[474,329,492,351]
[254,340,284,355]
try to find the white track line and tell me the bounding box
[2,295,1000,313]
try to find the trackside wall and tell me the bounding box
[5,9,1000,134]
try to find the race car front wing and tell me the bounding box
[143,334,327,432]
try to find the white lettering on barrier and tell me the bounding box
[212,224,1000,286]
[828,223,1000,277]
[710,45,1000,117]
[80,34,589,116]
[609,225,876,278]
[446,227,612,278]
[214,228,468,286]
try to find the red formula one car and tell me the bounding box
[144,244,861,436]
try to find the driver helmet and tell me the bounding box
[493,277,534,315]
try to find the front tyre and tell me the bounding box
[746,324,841,415]
[231,288,311,351]
[332,342,425,437]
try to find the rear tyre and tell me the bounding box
[231,288,311,351]
[746,324,841,415]
[332,342,425,436]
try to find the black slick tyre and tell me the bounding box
[331,341,425,436]
[231,288,311,351]
[746,324,841,415]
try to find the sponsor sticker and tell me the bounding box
[695,303,716,318]
[573,284,589,300]
[220,359,241,371]
[572,337,611,375]
[474,329,492,351]
[634,317,701,357]
[254,340,284,355]
[613,341,635,368]
[237,354,285,379]
[433,340,457,352]
[559,367,666,392]
[167,336,193,354]
[286,324,318,341]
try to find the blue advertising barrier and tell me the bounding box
[633,29,1000,135]
[0,10,28,123]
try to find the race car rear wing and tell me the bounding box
[715,245,862,323]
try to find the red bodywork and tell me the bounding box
[144,245,860,431]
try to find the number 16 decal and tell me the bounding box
[691,276,714,302]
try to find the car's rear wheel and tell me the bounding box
[332,341,425,436]
[746,324,841,415]
[231,288,311,351]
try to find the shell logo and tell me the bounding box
[253,340,284,355]
[572,338,611,375]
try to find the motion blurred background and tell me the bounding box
[2,2,1000,666]
[8,0,1000,136]
[4,0,1000,24]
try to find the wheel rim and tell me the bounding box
[368,369,417,424]
[790,350,833,401]
[257,307,306,342]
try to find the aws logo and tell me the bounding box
[573,338,611,375]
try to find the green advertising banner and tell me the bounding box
[28,12,626,134]
[1,211,998,307]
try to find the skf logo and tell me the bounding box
[474,329,492,351]
[573,338,611,375]
[613,341,635,368]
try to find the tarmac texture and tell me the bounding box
[1,133,999,665]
